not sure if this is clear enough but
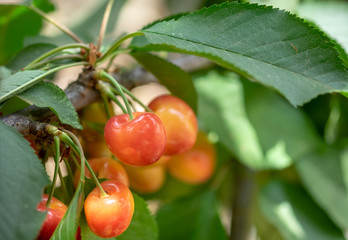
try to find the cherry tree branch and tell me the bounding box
[0,55,213,135]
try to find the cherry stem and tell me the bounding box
[60,129,108,198]
[28,5,84,43]
[24,44,90,70]
[101,92,112,119]
[97,0,114,51]
[120,86,152,112]
[46,135,60,208]
[97,32,144,63]
[27,54,84,70]
[58,166,70,201]
[97,71,134,120]
[96,81,126,114]
[63,157,76,190]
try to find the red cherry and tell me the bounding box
[84,180,134,238]
[104,112,166,166]
[148,94,198,155]
[36,194,67,240]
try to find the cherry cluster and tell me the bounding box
[35,94,216,239]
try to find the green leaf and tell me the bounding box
[195,71,264,169]
[243,80,322,167]
[0,66,12,80]
[260,180,345,240]
[0,121,50,240]
[131,2,348,107]
[131,52,197,112]
[19,81,82,129]
[0,70,45,103]
[6,43,56,71]
[0,96,30,116]
[156,190,227,240]
[51,180,84,240]
[297,1,348,54]
[80,193,158,240]
[295,148,348,229]
[117,194,158,240]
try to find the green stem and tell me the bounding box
[64,130,108,198]
[97,0,115,50]
[46,136,60,207]
[27,54,84,70]
[70,154,81,171]
[120,86,152,112]
[97,32,144,63]
[97,71,134,119]
[58,166,70,201]
[29,5,84,43]
[97,81,127,114]
[63,157,76,192]
[101,92,112,119]
[24,44,89,70]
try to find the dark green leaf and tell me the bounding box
[156,190,227,240]
[51,180,84,240]
[131,52,197,112]
[131,2,348,107]
[6,43,56,71]
[0,96,30,116]
[296,148,348,229]
[195,71,264,169]
[260,180,345,240]
[243,80,322,167]
[19,81,82,129]
[297,1,348,54]
[0,70,45,103]
[0,121,50,240]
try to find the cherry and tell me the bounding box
[74,157,129,187]
[104,112,166,166]
[123,163,166,194]
[148,94,198,155]
[167,131,216,184]
[84,180,134,238]
[36,194,67,240]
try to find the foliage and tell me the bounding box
[0,0,348,240]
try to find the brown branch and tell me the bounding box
[0,55,213,135]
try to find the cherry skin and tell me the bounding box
[148,94,198,155]
[84,180,134,238]
[74,157,129,187]
[123,163,166,194]
[104,112,166,166]
[36,194,67,240]
[167,132,216,184]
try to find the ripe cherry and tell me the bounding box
[167,131,216,184]
[148,94,198,155]
[123,163,166,194]
[36,194,67,240]
[74,157,129,187]
[84,180,134,238]
[104,112,166,166]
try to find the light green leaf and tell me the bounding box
[131,2,348,107]
[243,80,321,167]
[260,180,345,240]
[0,70,45,103]
[131,52,197,112]
[195,71,264,169]
[117,194,158,240]
[296,148,348,229]
[297,1,348,54]
[51,180,84,240]
[0,96,30,116]
[0,121,50,240]
[19,81,82,129]
[0,66,12,80]
[156,190,227,240]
